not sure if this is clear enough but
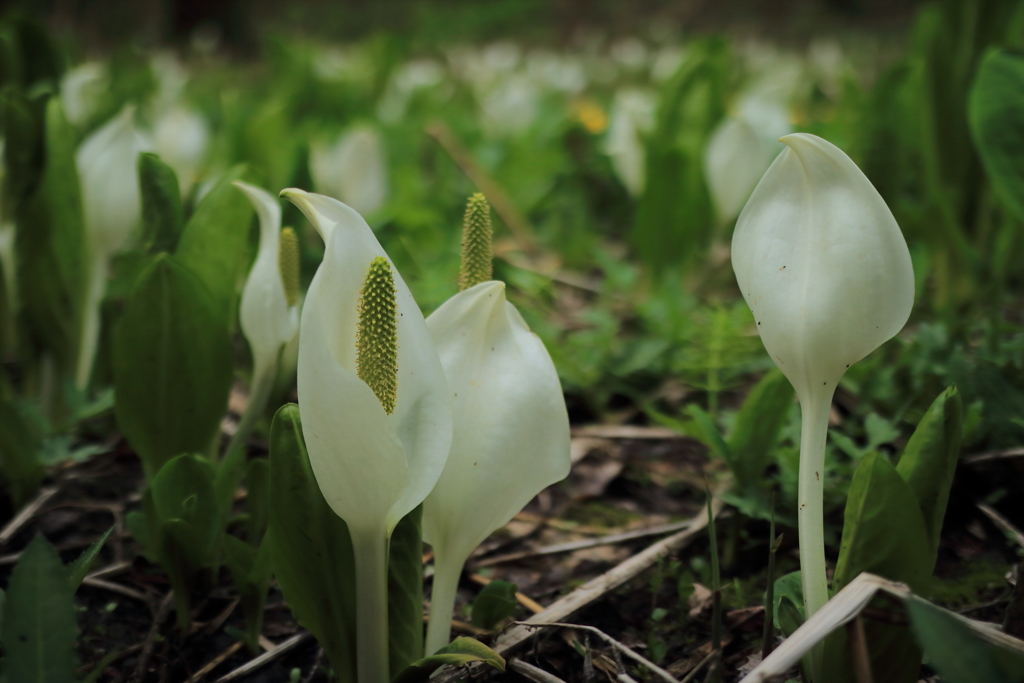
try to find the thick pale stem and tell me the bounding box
[225,357,278,460]
[425,545,467,656]
[351,525,391,683]
[797,387,833,682]
[75,254,109,391]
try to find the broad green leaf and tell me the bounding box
[776,594,803,639]
[150,454,221,629]
[112,254,233,478]
[895,385,961,562]
[4,535,77,683]
[0,392,44,507]
[471,580,517,630]
[826,453,933,683]
[772,571,803,631]
[150,454,220,568]
[908,597,1024,683]
[393,637,505,683]
[389,504,424,678]
[138,153,184,254]
[67,525,113,591]
[833,453,932,593]
[1,88,42,223]
[970,49,1024,221]
[266,404,357,683]
[727,369,794,485]
[174,164,254,326]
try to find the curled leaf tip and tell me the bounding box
[459,193,493,291]
[278,227,301,307]
[356,256,398,415]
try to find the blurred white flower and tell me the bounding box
[75,105,152,389]
[378,59,446,123]
[525,50,587,94]
[604,88,657,196]
[704,94,791,223]
[611,37,649,72]
[310,125,389,216]
[154,106,210,193]
[60,62,108,126]
[651,44,687,82]
[808,39,846,99]
[480,74,540,136]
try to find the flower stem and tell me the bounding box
[351,525,391,683]
[425,545,465,656]
[75,254,109,391]
[225,358,277,461]
[797,387,833,682]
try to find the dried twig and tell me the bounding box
[525,622,679,683]
[432,497,721,683]
[425,121,539,255]
[185,641,244,683]
[132,591,175,682]
[964,447,1024,464]
[510,659,568,683]
[0,486,59,545]
[977,503,1024,550]
[846,618,873,683]
[211,632,311,683]
[570,425,688,440]
[82,577,149,603]
[678,651,716,683]
[473,520,696,567]
[85,561,133,581]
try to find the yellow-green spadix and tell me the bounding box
[281,188,452,683]
[730,133,913,669]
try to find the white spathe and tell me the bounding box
[235,182,299,370]
[310,126,389,217]
[421,280,570,653]
[155,106,210,192]
[604,88,656,196]
[704,95,791,224]
[60,62,108,126]
[731,132,914,401]
[283,188,452,535]
[423,280,570,558]
[76,105,152,257]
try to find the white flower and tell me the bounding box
[605,88,657,196]
[310,126,389,216]
[60,62,108,126]
[154,106,210,192]
[422,281,570,653]
[704,94,791,223]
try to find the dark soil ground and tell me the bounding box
[2,408,1022,683]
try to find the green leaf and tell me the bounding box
[174,164,254,326]
[266,404,356,683]
[388,505,424,678]
[772,571,803,632]
[67,525,113,591]
[471,580,518,630]
[825,452,933,683]
[908,597,1024,683]
[14,96,85,377]
[776,594,803,639]
[969,49,1024,222]
[684,404,730,461]
[393,637,505,683]
[244,457,270,544]
[895,386,962,562]
[727,369,794,486]
[223,533,273,653]
[0,392,44,507]
[4,535,78,683]
[138,153,184,254]
[9,17,64,89]
[112,254,233,478]
[150,454,221,630]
